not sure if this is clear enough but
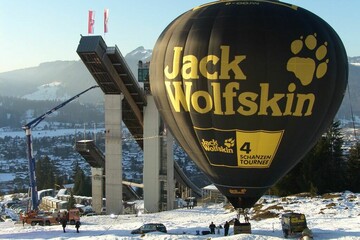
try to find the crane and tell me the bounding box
[22,85,99,211]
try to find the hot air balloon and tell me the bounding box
[150,0,348,211]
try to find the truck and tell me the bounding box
[20,210,58,226]
[20,208,81,226]
[281,212,308,238]
[56,209,81,225]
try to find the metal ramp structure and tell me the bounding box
[75,140,104,168]
[75,140,141,201]
[77,35,201,212]
[77,36,146,149]
[174,163,201,198]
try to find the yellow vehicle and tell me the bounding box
[281,213,308,238]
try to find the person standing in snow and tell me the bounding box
[61,218,67,233]
[209,222,216,234]
[299,228,314,240]
[75,221,81,233]
[234,218,240,226]
[224,221,230,236]
[217,224,222,234]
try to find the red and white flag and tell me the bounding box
[104,9,109,33]
[88,10,95,34]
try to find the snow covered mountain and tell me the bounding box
[124,46,152,80]
[21,81,70,101]
[348,56,360,66]
[0,61,102,104]
[126,46,152,61]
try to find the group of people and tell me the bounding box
[186,200,194,209]
[209,221,230,236]
[209,216,250,236]
[61,217,81,233]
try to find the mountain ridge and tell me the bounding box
[0,49,359,123]
[0,47,153,104]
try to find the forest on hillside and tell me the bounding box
[0,96,104,129]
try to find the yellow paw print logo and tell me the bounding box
[286,34,329,86]
[224,138,235,148]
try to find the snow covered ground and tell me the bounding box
[0,192,359,239]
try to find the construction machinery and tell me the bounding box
[20,208,80,226]
[21,85,98,225]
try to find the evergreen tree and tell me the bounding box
[317,120,346,193]
[35,155,66,191]
[271,121,346,196]
[67,190,76,210]
[35,156,56,190]
[302,121,346,194]
[346,142,360,192]
[72,160,91,196]
[270,162,303,196]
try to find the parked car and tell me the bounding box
[101,207,106,215]
[131,223,167,234]
[281,212,308,238]
[85,212,97,217]
[1,214,12,222]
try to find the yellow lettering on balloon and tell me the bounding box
[164,45,246,80]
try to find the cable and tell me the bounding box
[347,83,357,141]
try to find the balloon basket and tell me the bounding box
[234,223,252,234]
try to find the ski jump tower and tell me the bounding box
[77,36,179,213]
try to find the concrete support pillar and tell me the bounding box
[166,131,175,210]
[105,94,123,214]
[91,167,104,214]
[143,96,161,212]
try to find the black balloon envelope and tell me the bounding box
[150,0,348,209]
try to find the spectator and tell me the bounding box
[224,221,230,236]
[217,224,222,234]
[61,218,67,233]
[75,221,81,233]
[209,222,216,234]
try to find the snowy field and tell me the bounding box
[0,192,359,239]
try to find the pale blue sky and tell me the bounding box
[0,0,358,73]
